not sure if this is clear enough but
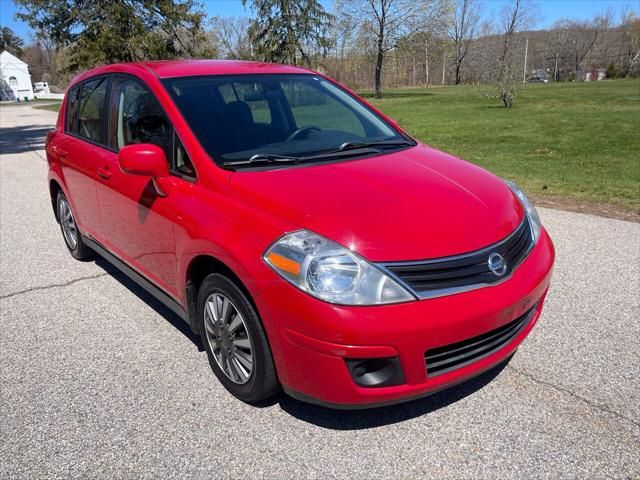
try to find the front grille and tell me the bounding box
[381,218,533,298]
[424,305,536,376]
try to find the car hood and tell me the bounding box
[229,145,524,262]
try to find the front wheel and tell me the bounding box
[198,274,279,403]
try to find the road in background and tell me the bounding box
[1,105,638,479]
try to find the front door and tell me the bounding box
[96,76,184,297]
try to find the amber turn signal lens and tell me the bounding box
[266,252,301,276]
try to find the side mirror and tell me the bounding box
[119,144,170,178]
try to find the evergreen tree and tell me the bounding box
[243,0,333,66]
[0,27,25,57]
[15,0,214,70]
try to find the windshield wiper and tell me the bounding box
[222,153,302,167]
[222,139,414,168]
[336,139,414,152]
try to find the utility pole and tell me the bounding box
[425,39,429,85]
[523,37,529,83]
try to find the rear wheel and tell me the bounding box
[56,191,93,260]
[198,273,279,402]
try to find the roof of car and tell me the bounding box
[139,59,314,78]
[67,60,318,90]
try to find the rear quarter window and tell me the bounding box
[65,85,80,134]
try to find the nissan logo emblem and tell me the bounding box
[488,252,507,277]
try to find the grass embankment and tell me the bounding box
[365,80,639,216]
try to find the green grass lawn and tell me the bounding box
[364,80,640,213]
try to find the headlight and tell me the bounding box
[504,180,541,243]
[264,230,415,305]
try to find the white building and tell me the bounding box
[0,50,34,101]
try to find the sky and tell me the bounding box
[1,0,638,42]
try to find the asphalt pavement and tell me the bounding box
[1,104,638,479]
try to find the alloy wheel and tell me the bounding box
[203,293,254,384]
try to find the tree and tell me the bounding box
[447,0,480,84]
[209,17,254,60]
[15,0,213,70]
[0,27,25,57]
[546,21,569,81]
[489,0,535,107]
[553,14,612,80]
[620,10,640,76]
[337,0,447,98]
[242,0,333,66]
[563,19,598,80]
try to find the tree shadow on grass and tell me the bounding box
[359,90,439,100]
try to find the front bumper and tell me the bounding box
[255,228,555,408]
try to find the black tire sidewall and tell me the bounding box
[197,273,278,403]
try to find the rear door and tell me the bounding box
[95,75,197,296]
[57,77,111,240]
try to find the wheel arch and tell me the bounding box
[185,254,258,336]
[49,179,63,222]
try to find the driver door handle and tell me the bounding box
[97,166,112,180]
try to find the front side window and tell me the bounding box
[111,77,195,179]
[163,74,409,167]
[77,77,108,144]
[111,77,172,161]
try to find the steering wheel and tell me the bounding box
[286,126,321,142]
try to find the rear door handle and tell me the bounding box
[53,146,67,158]
[97,166,112,180]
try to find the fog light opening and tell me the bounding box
[345,357,405,388]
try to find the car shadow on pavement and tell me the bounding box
[93,256,205,352]
[0,125,52,154]
[274,358,512,429]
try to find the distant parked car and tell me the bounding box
[46,60,555,409]
[33,81,49,93]
[528,77,548,83]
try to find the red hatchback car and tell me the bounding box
[47,60,554,408]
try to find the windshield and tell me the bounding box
[162,74,411,166]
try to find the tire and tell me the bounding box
[198,273,279,403]
[56,191,93,260]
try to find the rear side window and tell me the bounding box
[76,77,109,144]
[65,85,80,133]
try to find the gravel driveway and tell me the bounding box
[1,105,638,479]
